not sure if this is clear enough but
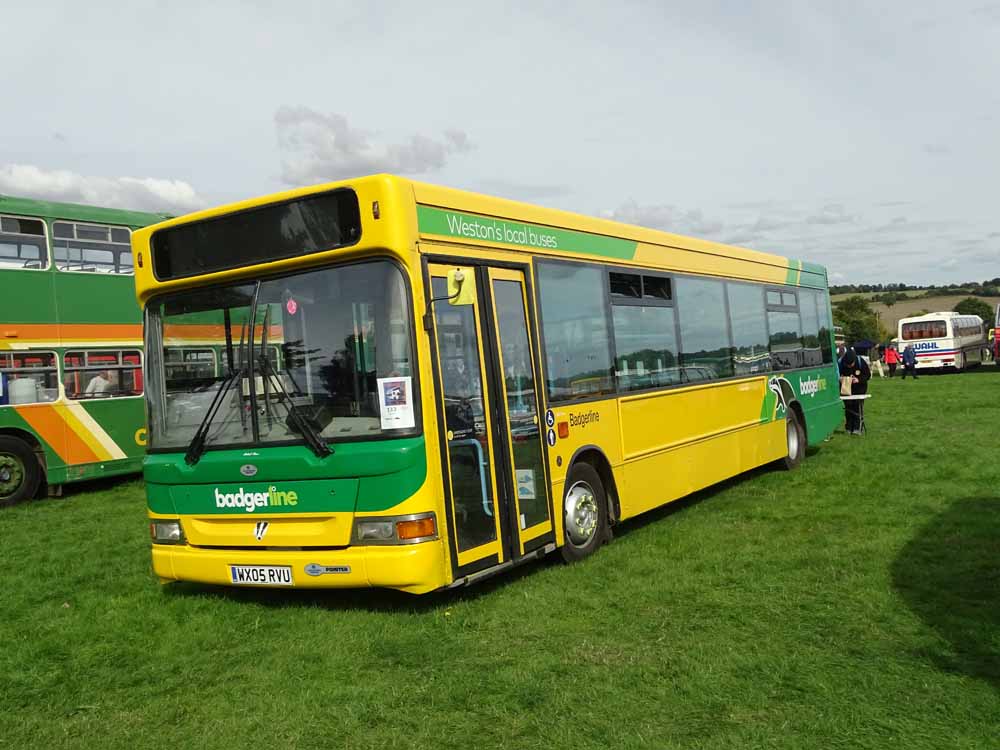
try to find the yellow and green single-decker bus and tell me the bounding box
[132,175,843,593]
[0,195,168,505]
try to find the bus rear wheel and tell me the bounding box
[0,436,41,507]
[560,462,608,563]
[781,410,805,471]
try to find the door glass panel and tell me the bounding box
[432,276,497,552]
[493,279,549,530]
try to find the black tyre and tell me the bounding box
[0,436,41,508]
[559,462,609,563]
[781,409,805,471]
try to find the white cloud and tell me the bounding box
[607,199,725,236]
[0,164,203,214]
[275,106,473,184]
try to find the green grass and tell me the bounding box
[2,369,998,749]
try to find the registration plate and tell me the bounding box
[229,565,294,586]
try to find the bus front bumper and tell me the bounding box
[151,540,448,594]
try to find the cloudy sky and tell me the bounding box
[2,1,998,284]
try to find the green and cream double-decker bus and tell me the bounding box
[0,195,168,505]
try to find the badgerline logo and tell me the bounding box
[798,375,828,398]
[214,486,298,513]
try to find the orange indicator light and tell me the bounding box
[397,516,436,540]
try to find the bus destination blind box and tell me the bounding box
[150,189,362,281]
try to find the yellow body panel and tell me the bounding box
[152,540,449,594]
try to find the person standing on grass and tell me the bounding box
[901,345,918,379]
[839,347,870,435]
[884,345,901,377]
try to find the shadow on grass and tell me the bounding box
[891,496,1000,690]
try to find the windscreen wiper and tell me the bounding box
[184,369,240,465]
[249,294,330,457]
[258,355,332,458]
[184,287,257,465]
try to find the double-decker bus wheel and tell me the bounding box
[0,436,40,507]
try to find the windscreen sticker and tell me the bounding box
[377,376,415,430]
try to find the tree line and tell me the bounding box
[830,277,1000,298]
[832,295,996,346]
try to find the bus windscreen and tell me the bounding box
[151,189,361,281]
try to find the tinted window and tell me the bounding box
[643,275,671,300]
[613,305,680,390]
[799,290,823,366]
[537,263,614,400]
[902,320,947,340]
[768,310,803,370]
[675,277,733,381]
[151,189,361,281]
[610,272,641,298]
[816,291,833,364]
[727,283,771,375]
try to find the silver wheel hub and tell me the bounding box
[787,419,800,459]
[564,481,598,546]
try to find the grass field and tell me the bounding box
[2,369,998,749]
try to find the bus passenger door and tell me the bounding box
[485,267,553,555]
[428,263,553,580]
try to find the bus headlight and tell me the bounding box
[353,513,437,545]
[150,520,185,544]
[356,520,395,541]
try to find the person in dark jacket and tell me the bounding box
[901,345,918,379]
[838,347,871,434]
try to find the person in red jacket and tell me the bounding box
[884,345,901,377]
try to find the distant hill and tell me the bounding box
[832,293,1000,335]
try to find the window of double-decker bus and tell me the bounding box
[64,350,143,399]
[52,221,133,274]
[902,320,946,340]
[145,260,415,450]
[0,216,48,270]
[164,349,217,383]
[0,352,58,404]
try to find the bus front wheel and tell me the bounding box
[560,462,608,563]
[0,436,41,507]
[781,410,805,471]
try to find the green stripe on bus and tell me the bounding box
[417,205,637,260]
[784,260,801,285]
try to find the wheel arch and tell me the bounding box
[565,444,621,524]
[0,427,48,471]
[0,428,47,500]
